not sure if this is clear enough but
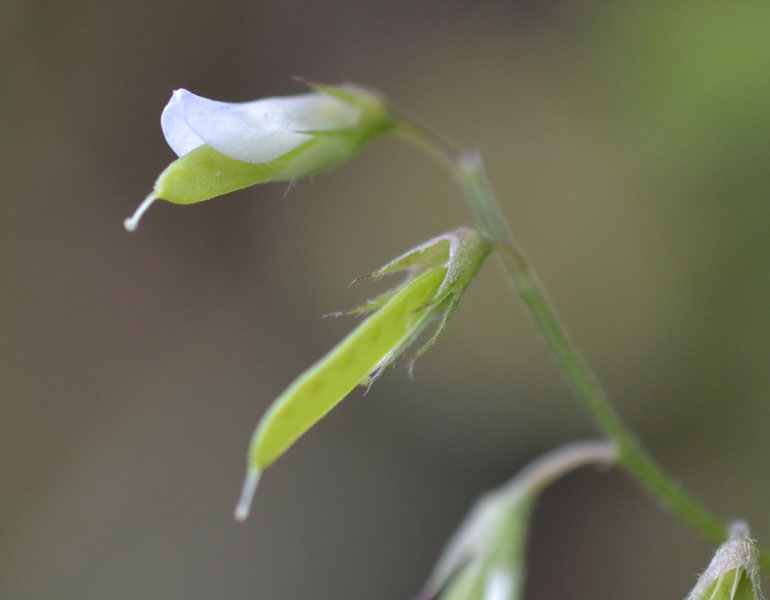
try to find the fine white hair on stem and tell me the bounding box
[124,194,157,232]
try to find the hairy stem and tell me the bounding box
[394,118,764,562]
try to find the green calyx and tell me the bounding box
[687,522,762,600]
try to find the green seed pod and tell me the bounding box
[124,82,395,231]
[235,227,490,521]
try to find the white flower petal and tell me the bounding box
[160,90,206,158]
[160,89,360,164]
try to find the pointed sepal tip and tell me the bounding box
[124,194,158,232]
[234,467,261,522]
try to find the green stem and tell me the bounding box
[393,119,766,563]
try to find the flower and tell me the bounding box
[124,83,394,231]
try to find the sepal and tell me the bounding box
[687,522,763,600]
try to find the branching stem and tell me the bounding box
[394,118,769,566]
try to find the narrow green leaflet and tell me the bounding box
[420,441,616,600]
[687,522,762,600]
[235,227,490,520]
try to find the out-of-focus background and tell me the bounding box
[3,0,769,598]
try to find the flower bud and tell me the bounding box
[686,521,762,600]
[125,82,395,231]
[235,227,490,521]
[420,441,616,600]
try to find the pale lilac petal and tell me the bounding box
[160,90,206,157]
[160,89,359,164]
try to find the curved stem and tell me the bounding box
[421,440,617,600]
[393,118,763,562]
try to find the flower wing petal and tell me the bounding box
[160,90,206,157]
[161,89,359,164]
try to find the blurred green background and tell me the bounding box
[3,0,769,598]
